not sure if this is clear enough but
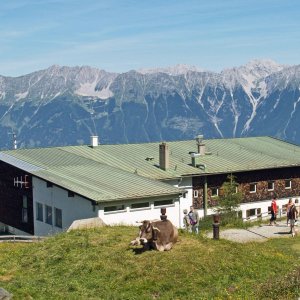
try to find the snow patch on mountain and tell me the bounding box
[15,91,29,101]
[138,64,203,76]
[75,80,113,99]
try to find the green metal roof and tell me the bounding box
[2,136,300,202]
[1,147,180,203]
[61,136,300,179]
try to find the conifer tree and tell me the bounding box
[216,174,242,213]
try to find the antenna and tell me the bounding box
[8,132,17,150]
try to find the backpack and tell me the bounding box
[288,205,296,220]
[188,214,197,225]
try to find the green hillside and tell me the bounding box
[0,227,299,299]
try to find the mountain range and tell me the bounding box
[0,59,300,149]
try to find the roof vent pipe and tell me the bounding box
[90,136,99,147]
[159,142,169,171]
[196,134,205,155]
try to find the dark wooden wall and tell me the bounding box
[192,167,300,209]
[0,161,34,234]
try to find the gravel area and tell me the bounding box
[207,221,299,243]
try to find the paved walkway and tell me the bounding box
[207,221,299,243]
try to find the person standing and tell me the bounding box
[286,198,293,225]
[269,197,278,226]
[183,209,191,232]
[188,206,199,234]
[295,199,300,224]
[288,201,299,237]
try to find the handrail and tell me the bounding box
[243,208,287,221]
[0,235,45,242]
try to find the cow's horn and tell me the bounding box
[149,219,160,224]
[153,226,161,232]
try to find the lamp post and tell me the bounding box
[160,208,167,221]
[213,214,220,240]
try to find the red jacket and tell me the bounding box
[271,200,277,213]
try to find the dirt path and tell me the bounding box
[207,221,299,243]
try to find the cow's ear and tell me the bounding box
[146,223,152,233]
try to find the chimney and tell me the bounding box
[90,136,99,147]
[159,142,169,171]
[191,152,201,167]
[196,134,205,155]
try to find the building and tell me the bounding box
[1,136,300,236]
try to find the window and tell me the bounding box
[55,208,62,228]
[68,191,75,197]
[104,205,125,213]
[22,195,28,223]
[131,202,149,209]
[45,205,53,225]
[211,187,219,197]
[257,208,261,216]
[193,190,198,198]
[246,208,261,218]
[46,181,53,188]
[267,181,274,191]
[36,202,43,222]
[285,179,291,189]
[246,208,256,218]
[154,199,173,207]
[249,183,257,193]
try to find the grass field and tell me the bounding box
[0,226,299,299]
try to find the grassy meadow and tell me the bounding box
[0,226,299,299]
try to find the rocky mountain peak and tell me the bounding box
[138,64,202,76]
[1,59,300,149]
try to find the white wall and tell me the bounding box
[98,178,195,229]
[167,177,194,228]
[33,177,97,236]
[98,197,181,227]
[239,197,297,220]
[188,196,299,222]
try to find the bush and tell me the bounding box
[215,174,242,213]
[199,211,246,231]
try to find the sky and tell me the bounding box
[0,0,300,76]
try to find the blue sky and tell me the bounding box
[0,0,299,76]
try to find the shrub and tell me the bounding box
[215,174,242,214]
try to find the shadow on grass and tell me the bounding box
[274,231,291,235]
[128,245,157,255]
[130,247,148,255]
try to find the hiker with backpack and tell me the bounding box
[183,209,192,232]
[288,201,299,237]
[188,206,199,234]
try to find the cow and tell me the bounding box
[130,219,178,251]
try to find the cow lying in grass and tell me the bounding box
[130,219,178,251]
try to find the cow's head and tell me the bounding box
[138,220,160,244]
